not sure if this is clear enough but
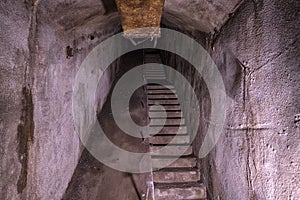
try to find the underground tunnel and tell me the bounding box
[0,0,299,200]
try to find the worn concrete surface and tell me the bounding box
[162,0,299,199]
[163,0,243,33]
[0,1,31,200]
[154,185,206,200]
[62,87,150,200]
[1,1,120,199]
[205,1,300,199]
[62,51,151,200]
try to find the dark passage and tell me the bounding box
[63,86,149,200]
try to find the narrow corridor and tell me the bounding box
[1,1,299,199]
[144,53,206,199]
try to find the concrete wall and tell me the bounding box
[162,0,299,199]
[63,50,151,200]
[0,1,121,199]
[0,1,31,199]
[206,0,299,199]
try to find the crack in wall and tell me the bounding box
[210,0,246,48]
[16,0,40,195]
[25,0,40,86]
[240,61,259,200]
[17,87,34,194]
[240,60,252,199]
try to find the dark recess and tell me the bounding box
[17,86,34,194]
[66,46,74,59]
[102,0,118,15]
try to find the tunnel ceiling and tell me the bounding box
[42,0,243,34]
[163,0,243,33]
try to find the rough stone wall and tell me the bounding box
[0,1,121,199]
[163,0,243,33]
[63,50,151,200]
[0,1,31,200]
[205,0,300,199]
[162,0,299,199]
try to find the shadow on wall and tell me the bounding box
[159,41,246,199]
[63,50,151,200]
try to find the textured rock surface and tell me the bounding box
[205,1,300,199]
[162,0,299,199]
[0,1,31,200]
[0,1,121,199]
[62,67,150,200]
[163,0,243,33]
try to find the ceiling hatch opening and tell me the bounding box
[116,0,165,45]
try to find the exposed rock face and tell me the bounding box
[0,1,31,200]
[163,0,243,33]
[1,1,121,199]
[62,50,150,200]
[162,1,299,199]
[206,1,300,199]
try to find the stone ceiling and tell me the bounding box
[163,0,243,33]
[42,0,243,34]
